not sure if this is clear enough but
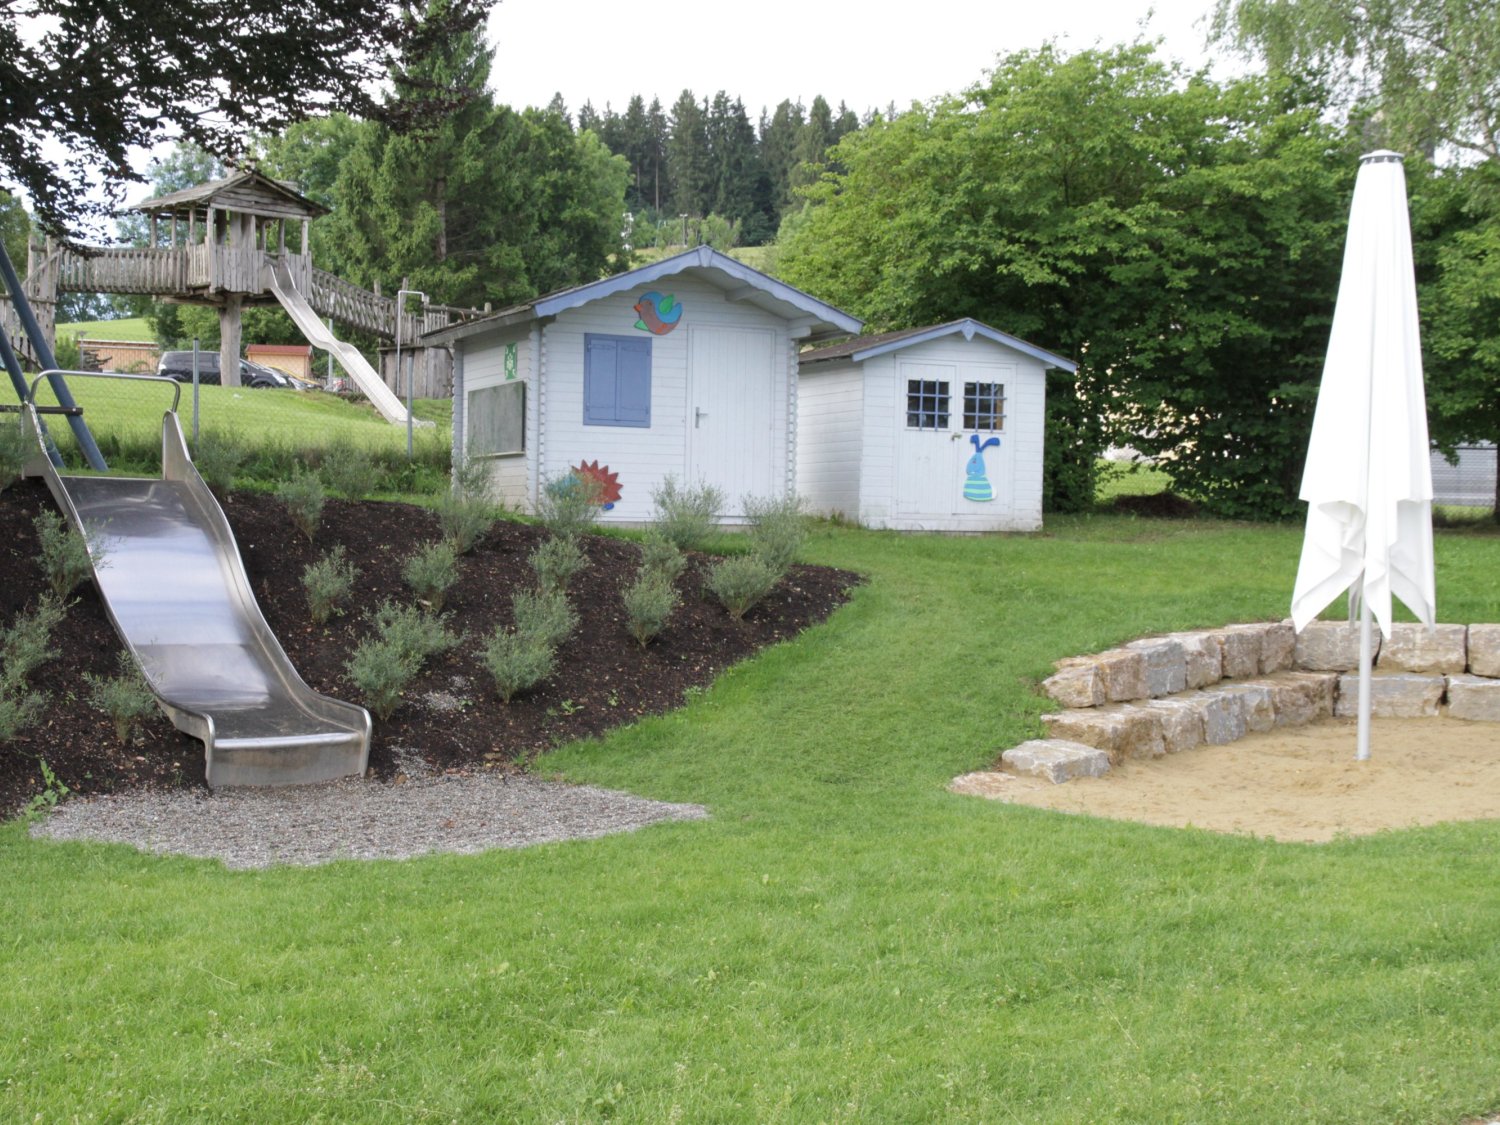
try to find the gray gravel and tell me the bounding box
[29,773,709,869]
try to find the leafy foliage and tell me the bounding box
[649,476,723,551]
[510,588,578,652]
[529,536,588,594]
[435,459,495,555]
[481,628,555,704]
[0,419,30,491]
[639,531,687,583]
[319,444,382,500]
[344,637,417,721]
[743,494,806,574]
[0,594,65,742]
[536,471,604,542]
[706,554,781,621]
[622,570,679,647]
[276,471,326,541]
[33,510,94,598]
[83,652,156,744]
[401,541,459,611]
[190,430,248,493]
[302,546,359,625]
[368,600,460,664]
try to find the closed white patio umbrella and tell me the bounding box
[1290,150,1436,761]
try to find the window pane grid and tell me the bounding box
[963,382,1005,431]
[906,379,950,430]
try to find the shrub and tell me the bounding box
[639,530,686,583]
[276,470,325,541]
[529,535,587,594]
[707,554,780,621]
[320,443,382,499]
[34,510,94,598]
[83,651,156,744]
[345,637,418,721]
[743,493,807,574]
[482,628,556,703]
[370,600,460,664]
[302,546,359,624]
[650,475,723,551]
[436,459,496,555]
[511,588,578,650]
[0,691,48,742]
[1,594,65,690]
[0,419,31,491]
[622,570,679,647]
[402,541,459,611]
[191,430,246,492]
[536,471,603,542]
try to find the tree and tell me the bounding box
[0,0,489,240]
[0,191,28,283]
[1211,0,1500,174]
[760,100,805,219]
[778,45,1356,518]
[668,91,712,220]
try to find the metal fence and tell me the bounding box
[1431,444,1497,515]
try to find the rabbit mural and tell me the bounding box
[963,434,1000,502]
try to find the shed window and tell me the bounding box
[963,382,1005,431]
[467,381,525,456]
[906,379,950,430]
[585,334,652,427]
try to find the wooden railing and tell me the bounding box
[53,247,187,294]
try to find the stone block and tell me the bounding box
[1265,672,1337,727]
[1468,625,1500,678]
[1446,675,1500,722]
[1216,682,1277,733]
[1295,621,1371,671]
[1379,623,1468,674]
[1167,631,1224,689]
[1144,698,1204,754]
[1210,627,1261,679]
[1095,648,1149,703]
[1180,690,1247,745]
[1001,740,1112,783]
[1041,705,1165,764]
[1125,637,1188,697]
[1042,660,1106,709]
[1259,621,1298,674]
[1334,673,1445,718]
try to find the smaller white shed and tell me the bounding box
[796,319,1077,532]
[426,247,861,523]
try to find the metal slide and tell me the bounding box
[264,259,413,425]
[21,384,371,787]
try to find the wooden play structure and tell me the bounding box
[6,170,485,421]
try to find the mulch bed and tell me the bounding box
[0,478,860,818]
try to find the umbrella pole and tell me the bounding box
[1356,601,1373,761]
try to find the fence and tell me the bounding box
[1431,445,1497,516]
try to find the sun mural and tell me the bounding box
[573,460,623,510]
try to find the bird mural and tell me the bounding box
[963,434,1000,502]
[633,291,683,336]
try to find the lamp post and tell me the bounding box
[395,288,426,458]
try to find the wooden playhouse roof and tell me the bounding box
[129,169,328,220]
[798,318,1078,373]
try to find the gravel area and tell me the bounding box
[29,774,709,869]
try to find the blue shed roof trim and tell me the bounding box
[800,318,1078,373]
[422,246,862,344]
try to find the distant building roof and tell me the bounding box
[246,343,313,356]
[799,318,1078,373]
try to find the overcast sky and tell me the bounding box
[485,0,1232,118]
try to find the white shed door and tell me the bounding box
[687,326,777,512]
[895,360,1015,520]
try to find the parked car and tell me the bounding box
[156,352,302,389]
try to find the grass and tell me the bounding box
[4,515,1500,1122]
[1096,457,1177,501]
[55,317,155,343]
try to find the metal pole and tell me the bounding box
[1356,601,1373,761]
[192,338,201,442]
[395,288,424,459]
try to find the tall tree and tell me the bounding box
[668,91,712,219]
[760,99,806,217]
[0,0,488,239]
[789,95,838,196]
[645,98,672,213]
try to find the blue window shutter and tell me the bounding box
[584,334,651,427]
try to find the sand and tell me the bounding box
[956,717,1500,843]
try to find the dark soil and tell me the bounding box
[0,478,860,818]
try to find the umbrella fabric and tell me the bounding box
[1290,151,1435,639]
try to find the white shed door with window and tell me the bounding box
[687,326,777,507]
[895,359,1014,519]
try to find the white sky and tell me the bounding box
[486,0,1231,118]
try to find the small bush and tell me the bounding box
[529,535,587,594]
[1,594,66,691]
[370,600,461,664]
[191,430,246,492]
[511,588,578,650]
[536,471,604,542]
[650,475,723,551]
[0,420,31,491]
[707,554,780,621]
[402,541,459,611]
[437,459,495,556]
[320,443,382,499]
[622,570,679,647]
[277,470,325,541]
[639,531,686,583]
[0,691,48,742]
[482,628,556,703]
[302,546,359,624]
[743,493,807,574]
[345,637,418,721]
[84,651,156,744]
[34,510,94,598]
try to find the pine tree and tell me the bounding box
[668,90,712,220]
[759,99,805,216]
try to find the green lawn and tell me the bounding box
[4,517,1500,1122]
[55,317,155,343]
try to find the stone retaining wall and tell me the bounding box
[1000,621,1500,784]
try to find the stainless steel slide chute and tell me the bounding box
[21,380,370,786]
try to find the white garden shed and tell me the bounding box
[427,247,862,523]
[796,319,1077,532]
